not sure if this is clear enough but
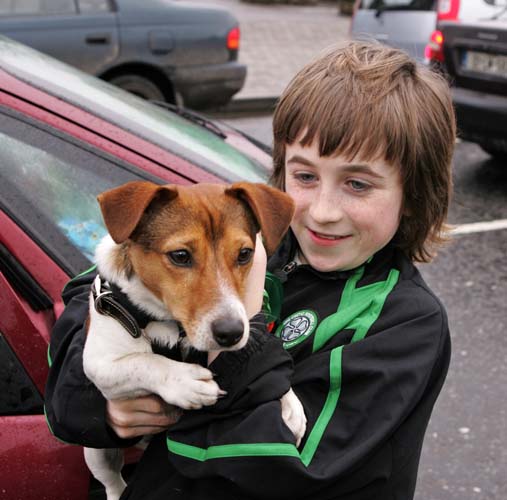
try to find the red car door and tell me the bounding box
[0,212,89,500]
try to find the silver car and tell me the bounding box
[350,0,504,61]
[0,0,246,109]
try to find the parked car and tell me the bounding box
[0,0,246,109]
[426,12,507,159]
[0,34,269,500]
[350,0,503,61]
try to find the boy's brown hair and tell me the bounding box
[271,41,456,263]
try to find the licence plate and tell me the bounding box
[462,50,507,78]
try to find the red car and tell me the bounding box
[0,35,270,500]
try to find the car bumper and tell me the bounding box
[453,87,507,143]
[170,62,247,109]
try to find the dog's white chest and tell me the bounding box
[144,320,180,349]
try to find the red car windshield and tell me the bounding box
[0,36,269,184]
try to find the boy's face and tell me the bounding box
[284,139,404,272]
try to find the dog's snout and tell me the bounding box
[212,317,244,347]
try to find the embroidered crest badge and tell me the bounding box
[276,310,318,349]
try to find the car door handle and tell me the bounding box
[85,33,111,45]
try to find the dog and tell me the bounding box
[82,180,307,500]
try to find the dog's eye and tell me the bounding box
[237,248,253,265]
[168,250,192,267]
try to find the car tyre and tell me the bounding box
[479,142,507,161]
[108,74,166,102]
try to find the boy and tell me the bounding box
[45,41,455,499]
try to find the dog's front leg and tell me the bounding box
[86,352,223,410]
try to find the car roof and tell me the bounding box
[115,0,233,23]
[0,35,268,184]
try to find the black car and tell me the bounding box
[428,12,507,160]
[0,0,246,110]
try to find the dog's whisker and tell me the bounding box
[249,325,266,337]
[249,322,275,335]
[249,320,269,328]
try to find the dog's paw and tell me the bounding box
[280,388,307,447]
[160,363,224,410]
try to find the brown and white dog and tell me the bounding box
[83,181,306,500]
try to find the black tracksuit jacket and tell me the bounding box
[45,234,451,500]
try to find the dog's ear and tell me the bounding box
[226,182,295,255]
[97,181,178,243]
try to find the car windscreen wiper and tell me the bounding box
[152,100,272,155]
[151,101,227,139]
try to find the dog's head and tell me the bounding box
[97,181,294,352]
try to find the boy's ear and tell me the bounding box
[225,182,295,255]
[97,181,178,243]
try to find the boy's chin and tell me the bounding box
[299,252,349,273]
[299,244,373,273]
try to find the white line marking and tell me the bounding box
[450,219,507,235]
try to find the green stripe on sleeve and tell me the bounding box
[300,345,343,466]
[166,440,300,462]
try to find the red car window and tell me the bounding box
[0,108,170,274]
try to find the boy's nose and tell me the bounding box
[309,192,344,225]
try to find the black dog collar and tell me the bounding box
[92,274,155,339]
[92,275,186,342]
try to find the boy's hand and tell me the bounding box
[207,233,267,367]
[106,395,182,439]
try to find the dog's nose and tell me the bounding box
[211,317,244,347]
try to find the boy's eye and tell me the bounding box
[295,172,316,183]
[348,180,370,192]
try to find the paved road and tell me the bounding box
[218,112,507,500]
[198,0,350,99]
[418,144,507,500]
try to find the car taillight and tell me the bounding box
[425,30,445,63]
[227,27,240,50]
[437,0,460,21]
